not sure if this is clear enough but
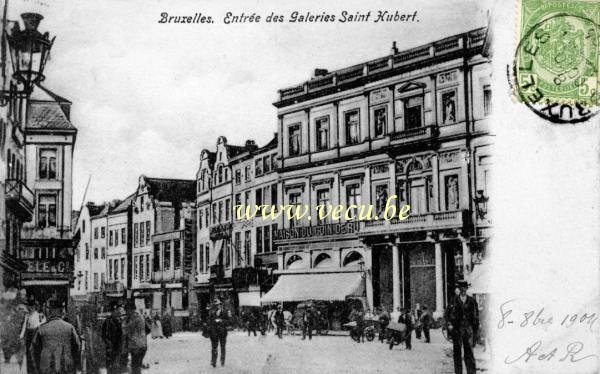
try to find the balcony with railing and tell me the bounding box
[5,179,34,221]
[390,125,438,146]
[360,210,467,236]
[152,269,184,283]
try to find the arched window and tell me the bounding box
[314,253,333,268]
[343,251,363,267]
[286,254,303,270]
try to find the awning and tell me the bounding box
[239,291,261,306]
[467,262,490,294]
[22,280,69,286]
[209,240,223,266]
[261,272,365,303]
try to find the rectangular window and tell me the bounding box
[289,192,301,228]
[271,154,277,171]
[345,110,360,144]
[153,243,161,271]
[38,149,57,179]
[225,199,231,221]
[244,230,251,265]
[139,255,144,281]
[205,242,210,269]
[483,85,492,116]
[217,201,222,223]
[244,191,251,207]
[255,159,263,176]
[101,272,105,288]
[164,241,171,270]
[140,224,145,247]
[85,270,88,290]
[271,224,278,252]
[121,258,125,280]
[346,184,361,220]
[374,106,387,137]
[101,227,105,238]
[263,156,270,173]
[316,116,330,151]
[234,233,241,266]
[134,256,138,279]
[146,221,151,245]
[146,255,150,279]
[212,204,217,225]
[115,230,119,246]
[85,243,89,259]
[121,228,126,244]
[245,165,251,182]
[76,248,80,263]
[263,186,271,208]
[109,231,113,246]
[101,247,105,259]
[37,194,56,228]
[109,259,113,280]
[134,223,138,247]
[404,96,423,129]
[255,188,263,211]
[225,239,231,268]
[205,207,210,227]
[234,194,241,216]
[235,170,241,185]
[198,210,203,229]
[174,240,181,270]
[264,225,271,252]
[94,228,98,239]
[316,189,330,225]
[114,259,119,280]
[256,227,263,254]
[94,248,98,260]
[199,244,205,273]
[93,272,98,290]
[288,124,301,156]
[271,184,278,208]
[442,90,457,125]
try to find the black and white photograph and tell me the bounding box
[0,0,599,373]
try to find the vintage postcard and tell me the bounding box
[0,0,597,373]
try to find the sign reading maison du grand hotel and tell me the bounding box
[273,221,360,241]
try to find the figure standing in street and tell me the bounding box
[125,302,151,374]
[20,301,42,374]
[102,305,124,374]
[274,304,285,339]
[151,313,164,339]
[446,280,479,374]
[207,299,229,367]
[246,309,257,337]
[162,310,173,339]
[420,305,433,343]
[414,303,422,339]
[302,305,314,341]
[30,300,81,374]
[377,307,390,343]
[398,308,413,350]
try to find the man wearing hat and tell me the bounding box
[397,308,413,349]
[207,299,229,367]
[125,300,151,374]
[446,279,479,374]
[274,304,285,339]
[102,303,124,374]
[419,305,432,343]
[30,299,81,374]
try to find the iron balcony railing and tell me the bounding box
[5,179,34,220]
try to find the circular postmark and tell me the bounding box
[513,13,599,124]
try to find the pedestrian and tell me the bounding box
[398,308,413,350]
[414,303,422,339]
[446,280,479,374]
[420,305,432,343]
[151,313,164,339]
[207,299,229,368]
[2,307,25,367]
[355,309,365,343]
[246,309,257,337]
[30,300,81,374]
[377,306,390,343]
[162,310,173,339]
[125,302,151,374]
[302,305,314,341]
[102,304,124,374]
[274,304,285,339]
[117,306,129,373]
[20,301,42,374]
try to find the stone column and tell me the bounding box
[392,242,401,311]
[434,240,444,318]
[365,246,374,310]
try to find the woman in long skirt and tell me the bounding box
[151,314,164,339]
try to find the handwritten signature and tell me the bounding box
[505,340,598,364]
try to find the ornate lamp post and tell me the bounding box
[473,190,489,220]
[5,13,55,96]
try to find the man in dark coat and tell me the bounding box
[207,299,229,367]
[125,302,151,374]
[398,308,413,350]
[420,305,433,343]
[101,306,123,374]
[377,307,390,343]
[30,301,81,374]
[274,305,285,339]
[302,305,315,341]
[446,280,479,374]
[246,310,257,337]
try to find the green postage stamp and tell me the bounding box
[513,0,599,123]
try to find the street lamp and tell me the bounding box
[358,259,371,280]
[6,13,55,96]
[454,252,464,277]
[473,190,489,219]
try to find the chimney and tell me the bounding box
[313,68,328,78]
[391,41,398,55]
[245,139,257,150]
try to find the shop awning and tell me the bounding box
[208,240,223,266]
[22,280,69,286]
[261,272,364,303]
[239,291,261,306]
[468,262,490,294]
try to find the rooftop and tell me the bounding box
[145,177,196,203]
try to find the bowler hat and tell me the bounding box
[456,280,469,288]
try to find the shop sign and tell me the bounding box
[20,246,73,274]
[210,223,232,240]
[273,221,360,241]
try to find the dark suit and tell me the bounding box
[30,317,81,374]
[207,308,229,366]
[101,316,123,374]
[398,313,413,349]
[302,309,314,340]
[447,295,479,374]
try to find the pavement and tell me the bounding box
[0,329,490,374]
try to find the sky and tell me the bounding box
[9,0,491,208]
